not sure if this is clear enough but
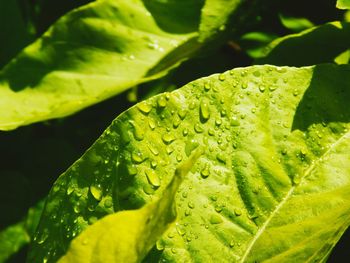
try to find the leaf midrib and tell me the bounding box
[240,129,350,262]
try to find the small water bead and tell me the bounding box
[241,82,248,89]
[234,208,242,216]
[200,101,210,122]
[178,109,187,120]
[182,128,188,136]
[269,85,277,91]
[194,123,204,133]
[90,184,102,201]
[229,240,235,248]
[215,205,223,213]
[148,144,159,156]
[204,83,211,91]
[259,85,266,93]
[293,89,299,96]
[143,184,155,195]
[132,125,144,141]
[131,152,145,163]
[185,139,199,156]
[176,154,183,162]
[162,133,176,144]
[148,119,156,130]
[176,224,186,236]
[208,128,215,136]
[216,153,227,163]
[128,164,138,175]
[185,209,192,216]
[189,101,196,109]
[209,214,223,224]
[157,96,167,108]
[251,108,256,113]
[188,201,195,209]
[215,118,222,126]
[104,198,113,209]
[137,102,152,114]
[168,232,175,238]
[67,185,75,195]
[219,73,226,81]
[171,248,177,254]
[145,169,160,187]
[220,109,227,117]
[173,116,181,128]
[166,146,174,155]
[201,165,210,178]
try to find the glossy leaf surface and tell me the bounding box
[29,64,350,262]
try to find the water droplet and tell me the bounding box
[208,128,215,136]
[292,174,301,185]
[201,165,210,178]
[166,146,174,155]
[176,224,186,236]
[259,85,266,93]
[132,124,144,141]
[209,214,223,224]
[37,230,49,244]
[293,89,299,96]
[131,151,145,163]
[216,153,226,163]
[162,133,176,144]
[219,73,226,81]
[182,128,188,136]
[189,101,196,109]
[185,139,199,156]
[104,198,113,208]
[173,116,181,128]
[145,169,160,187]
[143,184,155,195]
[229,240,235,248]
[251,107,256,113]
[150,160,158,169]
[176,154,183,162]
[215,205,222,213]
[182,191,188,198]
[137,102,152,114]
[128,164,138,175]
[168,232,175,238]
[90,184,102,201]
[234,208,242,216]
[148,119,156,130]
[148,144,159,156]
[269,85,277,91]
[204,83,211,91]
[241,82,248,89]
[67,185,75,195]
[157,96,167,108]
[188,201,195,209]
[178,109,187,120]
[186,236,192,242]
[200,101,210,122]
[171,248,177,254]
[156,240,165,250]
[185,209,191,216]
[281,148,287,155]
[194,123,204,133]
[215,118,222,127]
[220,110,227,117]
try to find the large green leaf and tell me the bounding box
[0,0,202,131]
[0,0,260,131]
[0,200,44,262]
[57,150,201,263]
[337,0,350,10]
[257,22,350,66]
[29,64,350,262]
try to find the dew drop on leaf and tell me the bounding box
[209,214,223,224]
[145,169,160,187]
[200,100,210,122]
[162,133,176,144]
[185,139,199,156]
[137,101,152,114]
[131,151,145,163]
[194,123,204,133]
[90,184,102,201]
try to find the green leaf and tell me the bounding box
[29,64,350,262]
[337,0,350,10]
[0,0,202,131]
[279,14,314,32]
[57,149,201,263]
[257,22,350,66]
[199,0,241,41]
[0,200,44,262]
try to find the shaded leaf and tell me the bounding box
[0,0,201,131]
[257,22,350,66]
[30,64,350,262]
[0,200,44,262]
[58,150,201,263]
[279,14,314,32]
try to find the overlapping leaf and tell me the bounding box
[257,22,350,66]
[29,64,350,262]
[0,0,261,131]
